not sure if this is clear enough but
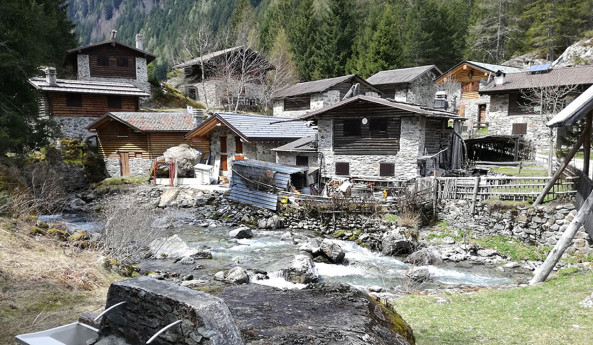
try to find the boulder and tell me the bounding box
[158,188,179,207]
[280,232,293,241]
[299,239,322,256]
[229,226,253,239]
[150,234,195,259]
[405,248,442,266]
[319,239,345,264]
[381,230,415,256]
[162,144,201,177]
[477,249,498,257]
[225,267,249,284]
[282,254,318,284]
[68,198,86,211]
[406,267,431,283]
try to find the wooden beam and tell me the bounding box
[530,188,593,284]
[583,111,592,176]
[532,129,588,206]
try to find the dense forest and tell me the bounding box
[67,0,593,81]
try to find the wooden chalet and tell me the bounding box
[88,112,199,177]
[185,113,316,177]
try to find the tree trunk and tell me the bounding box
[529,189,593,285]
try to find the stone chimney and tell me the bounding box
[433,91,448,110]
[110,30,117,41]
[495,71,505,87]
[135,34,144,50]
[45,67,57,86]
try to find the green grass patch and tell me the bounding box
[491,167,548,177]
[394,269,593,345]
[384,214,399,223]
[475,127,489,135]
[94,176,149,189]
[474,235,551,261]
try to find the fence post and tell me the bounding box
[470,176,481,214]
[432,178,438,218]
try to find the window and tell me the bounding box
[343,119,361,137]
[97,55,109,66]
[369,118,388,137]
[509,93,533,115]
[117,57,129,67]
[107,95,122,109]
[380,163,395,176]
[335,162,349,175]
[117,127,129,138]
[296,155,309,166]
[220,136,227,153]
[284,96,310,111]
[66,93,82,107]
[512,123,527,135]
[235,136,243,153]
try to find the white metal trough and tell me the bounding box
[15,322,98,345]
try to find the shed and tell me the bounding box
[229,160,309,210]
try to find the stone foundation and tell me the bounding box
[54,116,98,140]
[104,157,153,177]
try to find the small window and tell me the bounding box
[296,155,309,166]
[380,163,395,176]
[66,93,82,107]
[117,57,129,67]
[220,136,227,153]
[107,95,122,109]
[188,86,198,100]
[335,162,350,176]
[343,119,361,137]
[117,127,129,138]
[97,55,109,66]
[235,136,243,153]
[369,118,388,137]
[284,96,310,111]
[512,123,527,135]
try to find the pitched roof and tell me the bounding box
[366,65,442,85]
[480,65,593,94]
[173,46,244,69]
[272,136,317,152]
[65,40,157,64]
[186,113,317,142]
[271,74,381,99]
[29,77,149,97]
[299,95,464,120]
[88,112,196,132]
[547,84,593,127]
[435,60,521,83]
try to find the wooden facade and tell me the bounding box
[333,117,401,155]
[48,92,138,117]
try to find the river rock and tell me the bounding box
[381,230,415,256]
[280,231,293,241]
[282,254,318,284]
[226,267,249,284]
[150,234,195,259]
[229,226,253,239]
[299,239,322,256]
[68,197,86,211]
[219,283,415,345]
[405,248,442,266]
[320,239,345,264]
[477,249,498,257]
[158,188,180,207]
[406,267,431,283]
[191,249,213,259]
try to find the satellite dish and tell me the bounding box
[362,118,368,124]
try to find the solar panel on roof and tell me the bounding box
[528,64,551,73]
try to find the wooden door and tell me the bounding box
[119,152,130,177]
[478,104,487,124]
[221,155,228,172]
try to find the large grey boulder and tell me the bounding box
[158,188,179,207]
[381,230,415,256]
[150,234,196,260]
[162,144,202,177]
[282,254,318,284]
[320,239,345,264]
[229,226,253,239]
[406,267,431,283]
[225,267,249,284]
[405,248,442,266]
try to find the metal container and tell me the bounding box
[15,322,98,345]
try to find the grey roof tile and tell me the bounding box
[90,112,196,132]
[480,65,593,93]
[366,65,441,85]
[29,77,149,97]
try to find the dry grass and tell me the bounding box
[0,218,121,343]
[397,211,421,228]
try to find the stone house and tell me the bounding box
[88,112,200,177]
[171,46,273,111]
[299,95,465,180]
[479,65,593,156]
[366,65,442,106]
[434,61,521,133]
[271,74,383,118]
[185,113,316,178]
[29,32,155,140]
[272,136,319,168]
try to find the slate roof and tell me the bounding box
[173,46,244,69]
[271,74,381,99]
[186,113,317,142]
[88,112,196,132]
[366,65,442,85]
[435,60,521,83]
[480,65,593,94]
[29,78,149,97]
[272,136,317,152]
[65,40,157,64]
[299,95,465,120]
[548,84,593,127]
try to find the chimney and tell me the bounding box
[433,91,448,110]
[135,34,144,50]
[494,70,505,86]
[45,67,57,86]
[110,30,117,41]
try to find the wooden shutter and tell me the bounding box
[379,163,395,176]
[220,136,227,153]
[512,123,527,135]
[335,162,350,175]
[235,136,243,153]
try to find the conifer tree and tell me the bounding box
[290,0,318,81]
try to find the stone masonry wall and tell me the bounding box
[440,199,593,255]
[104,157,152,177]
[276,151,319,167]
[273,90,342,118]
[407,73,439,107]
[55,116,97,140]
[318,117,424,179]
[105,158,121,177]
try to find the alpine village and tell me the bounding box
[4,1,593,344]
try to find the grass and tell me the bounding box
[491,167,549,177]
[384,214,399,223]
[0,217,122,343]
[475,235,552,261]
[394,268,593,345]
[94,176,149,189]
[475,127,489,135]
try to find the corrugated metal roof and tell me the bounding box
[547,84,593,127]
[366,65,442,85]
[28,77,149,97]
[480,65,593,94]
[88,112,197,132]
[271,74,380,99]
[272,136,317,152]
[299,95,464,120]
[65,40,157,63]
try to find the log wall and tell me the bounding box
[49,92,138,117]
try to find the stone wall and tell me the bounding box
[318,117,424,179]
[273,90,342,118]
[440,199,593,255]
[407,73,439,107]
[76,54,150,93]
[104,157,153,177]
[275,151,319,167]
[105,158,121,177]
[54,116,97,140]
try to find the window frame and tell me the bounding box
[343,119,361,137]
[97,55,110,67]
[66,93,83,107]
[107,95,122,109]
[117,56,129,67]
[369,118,388,138]
[296,155,309,166]
[379,162,395,177]
[335,162,350,176]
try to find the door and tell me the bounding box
[221,155,228,172]
[478,104,487,125]
[119,152,130,177]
